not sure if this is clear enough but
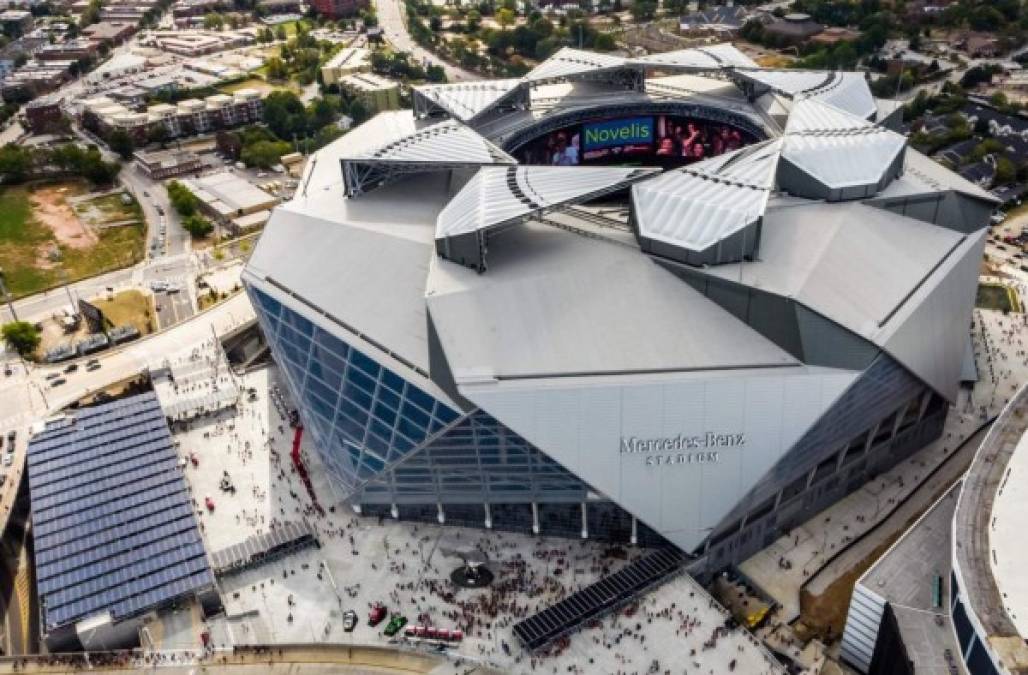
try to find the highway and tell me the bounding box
[375,0,479,82]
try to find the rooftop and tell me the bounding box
[27,393,214,633]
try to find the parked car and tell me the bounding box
[45,372,61,380]
[383,615,407,637]
[64,363,78,373]
[205,496,215,511]
[49,377,66,387]
[343,610,357,632]
[368,603,387,627]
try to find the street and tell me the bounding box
[374,0,479,82]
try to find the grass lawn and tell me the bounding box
[91,289,155,335]
[0,183,147,299]
[977,283,1020,312]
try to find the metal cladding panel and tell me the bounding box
[413,79,524,122]
[437,165,658,238]
[883,229,986,402]
[840,584,887,673]
[459,366,857,552]
[525,47,627,81]
[630,43,756,70]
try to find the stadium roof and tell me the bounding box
[525,47,631,82]
[253,44,987,404]
[632,140,779,254]
[426,218,799,381]
[335,111,516,195]
[412,78,527,123]
[780,98,907,193]
[735,69,877,120]
[28,393,213,632]
[631,43,756,70]
[436,165,658,238]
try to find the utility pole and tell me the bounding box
[0,268,17,322]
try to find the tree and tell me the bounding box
[275,24,287,40]
[496,7,514,29]
[265,56,288,80]
[2,321,40,356]
[147,125,170,146]
[629,0,656,21]
[107,129,135,160]
[182,214,214,238]
[995,156,1016,184]
[203,12,224,29]
[241,139,290,168]
[167,180,200,216]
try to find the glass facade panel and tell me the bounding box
[251,287,463,494]
[250,285,592,507]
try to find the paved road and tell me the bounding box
[374,0,479,82]
[0,253,196,326]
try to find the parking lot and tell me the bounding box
[152,282,195,330]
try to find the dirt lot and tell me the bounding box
[29,184,96,249]
[0,181,146,298]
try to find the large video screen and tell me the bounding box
[515,115,757,169]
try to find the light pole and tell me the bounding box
[0,268,18,322]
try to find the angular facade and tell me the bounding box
[244,45,995,574]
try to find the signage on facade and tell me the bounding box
[620,432,745,467]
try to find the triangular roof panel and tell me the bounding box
[413,78,526,123]
[781,98,906,194]
[632,43,756,70]
[525,47,629,82]
[632,140,780,254]
[437,165,658,239]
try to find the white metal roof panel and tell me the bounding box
[413,78,524,122]
[525,47,628,82]
[436,165,658,238]
[632,43,757,70]
[806,71,877,120]
[738,69,876,119]
[632,141,780,252]
[705,200,965,340]
[781,98,905,190]
[427,219,798,381]
[330,109,514,165]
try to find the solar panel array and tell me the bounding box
[28,392,214,632]
[512,548,688,651]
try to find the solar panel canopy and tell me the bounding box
[28,392,213,633]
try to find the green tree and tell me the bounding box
[182,214,214,238]
[275,24,287,40]
[241,139,290,168]
[265,56,288,80]
[2,321,40,356]
[167,180,200,216]
[995,156,1016,184]
[496,7,515,28]
[629,0,656,21]
[147,125,170,146]
[203,12,224,29]
[107,129,135,160]
[0,144,32,183]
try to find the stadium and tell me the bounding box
[242,44,996,574]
